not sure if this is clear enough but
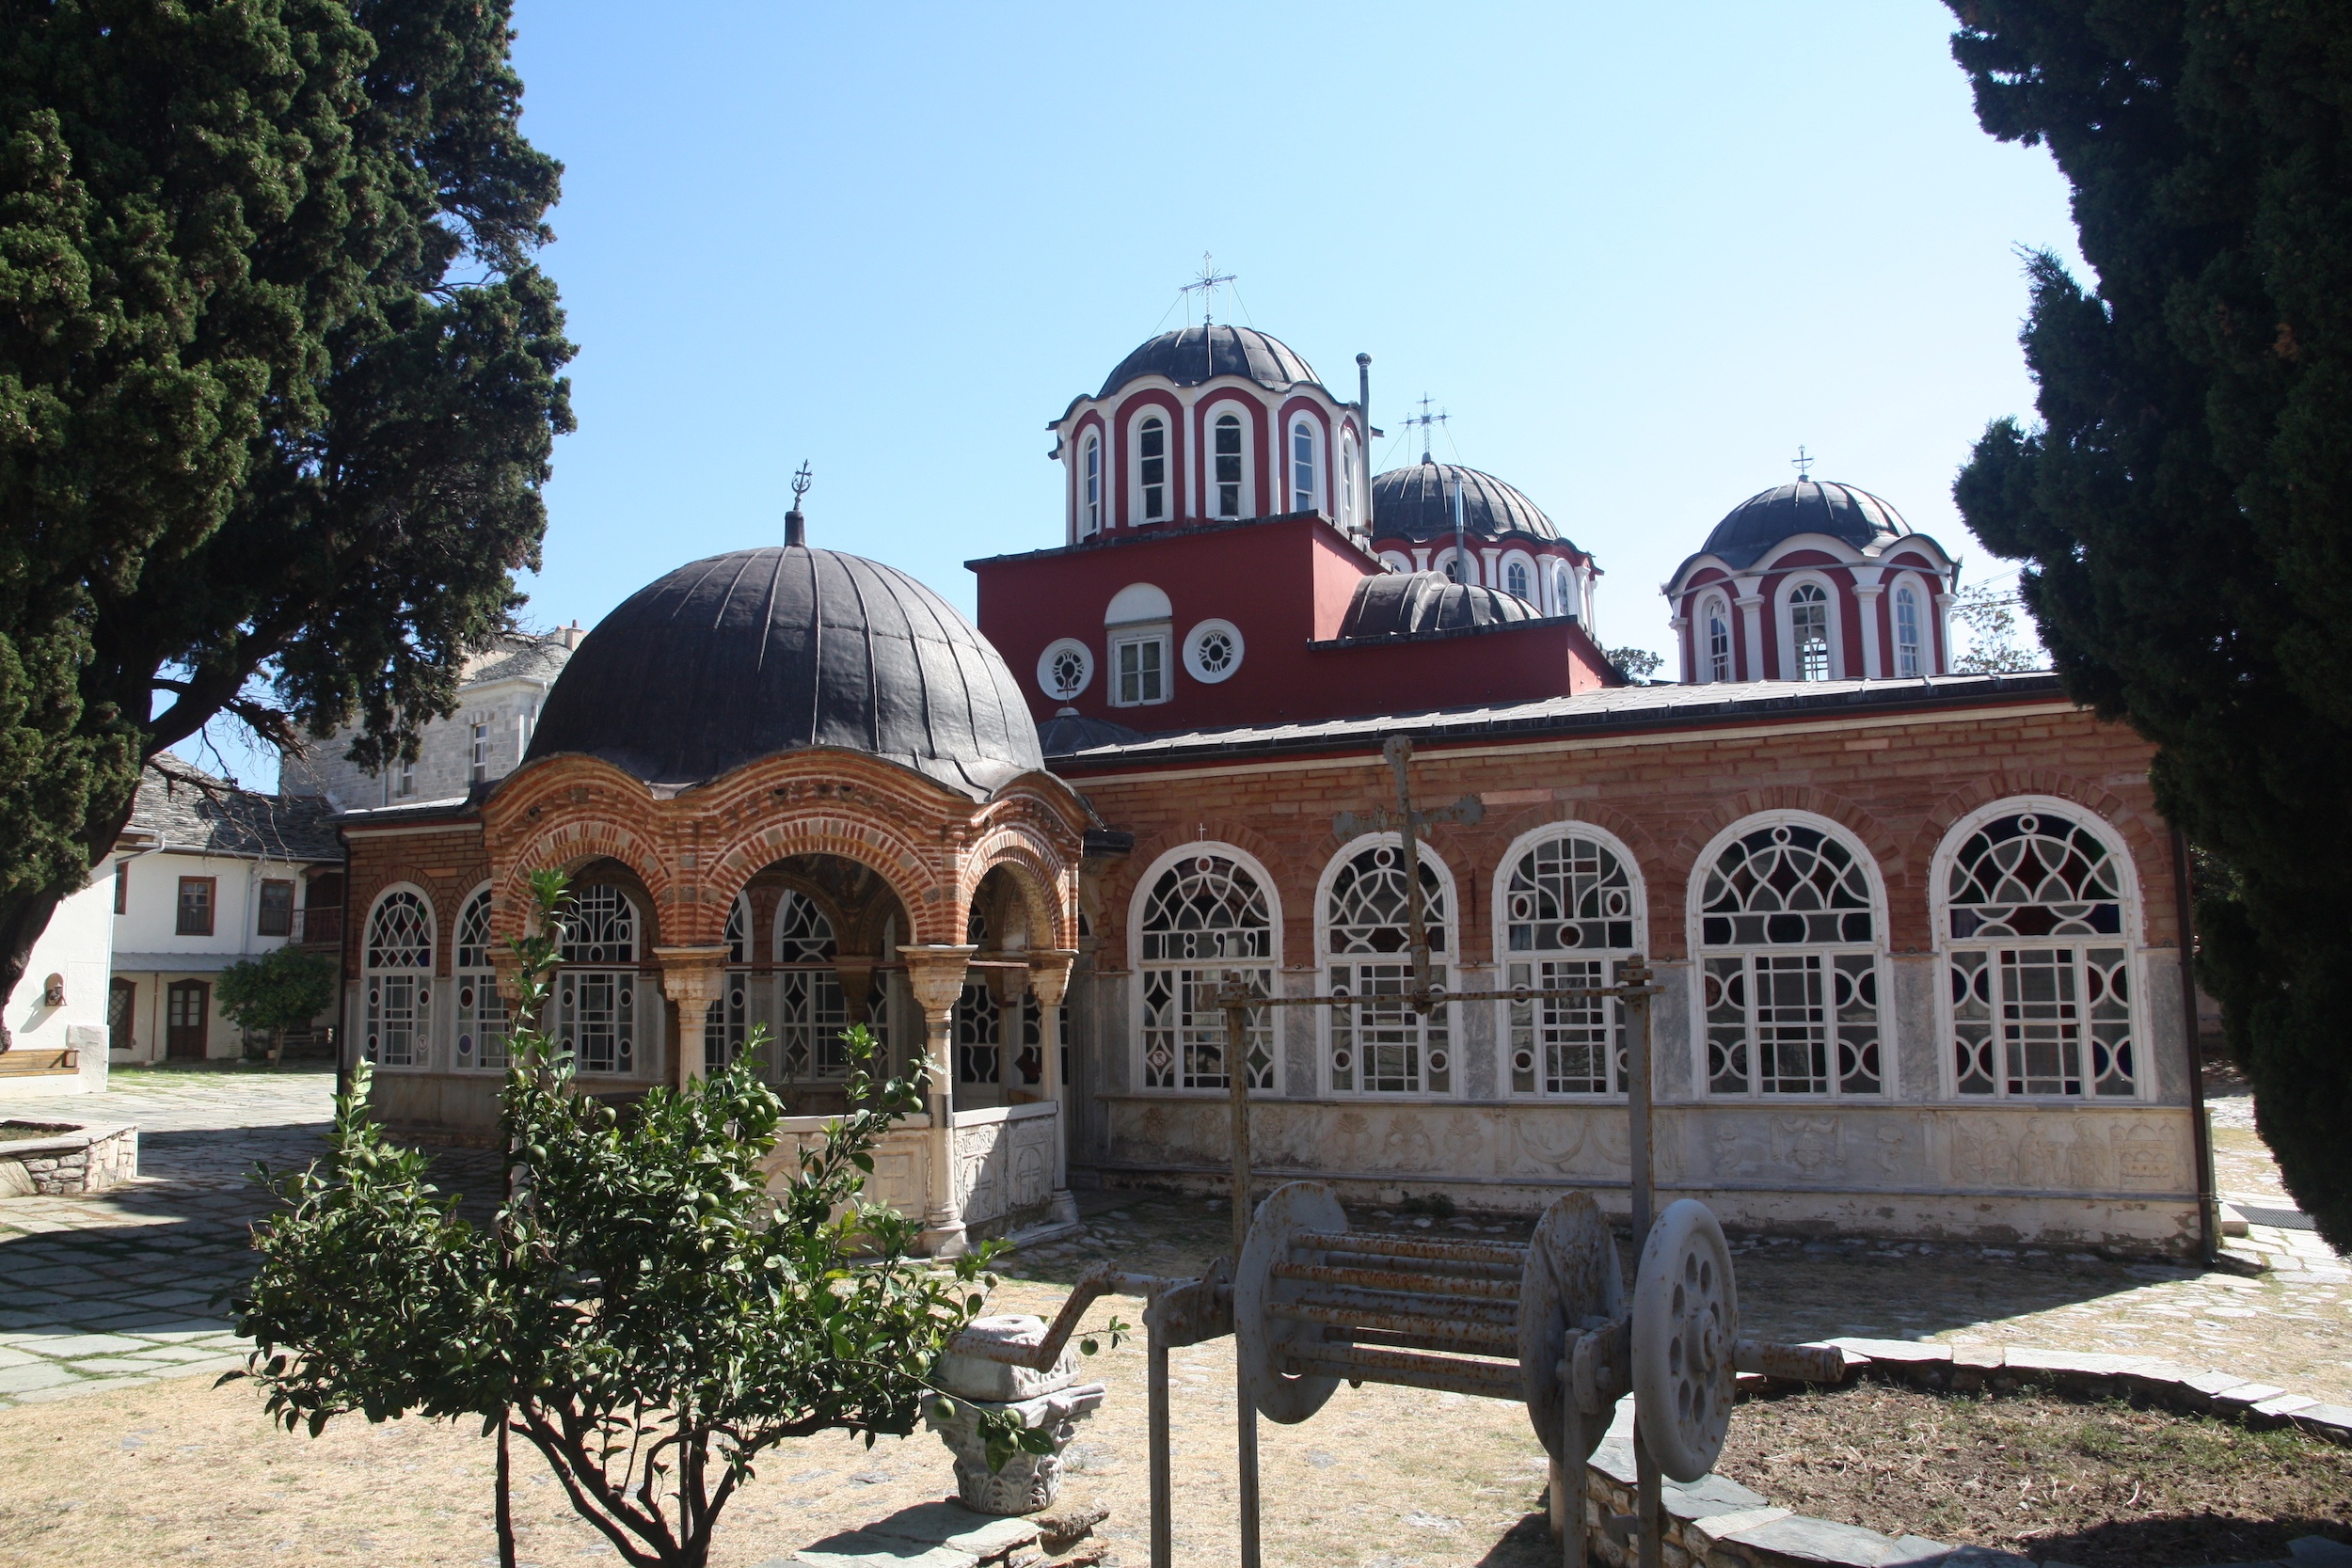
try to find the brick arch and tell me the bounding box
[1910,772,2174,947]
[491,819,674,950]
[963,830,1078,952]
[702,814,949,947]
[1108,818,1297,956]
[1482,802,1670,964]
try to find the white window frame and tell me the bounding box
[703,893,753,1073]
[1551,562,1575,618]
[1492,823,1646,1099]
[362,884,436,1070]
[469,722,489,783]
[1315,833,1461,1099]
[1133,411,1171,524]
[1079,431,1103,538]
[1703,594,1733,682]
[553,882,642,1077]
[1129,843,1283,1095]
[1931,797,2147,1103]
[1338,429,1359,532]
[1892,574,1927,678]
[1501,550,1538,603]
[1203,400,1253,520]
[1183,618,1245,684]
[453,883,508,1072]
[1289,418,1320,515]
[773,887,856,1082]
[1778,573,1842,681]
[1109,628,1170,705]
[1037,638,1094,703]
[1686,811,1891,1101]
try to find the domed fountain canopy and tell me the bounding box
[526,531,1042,799]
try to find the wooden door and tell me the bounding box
[107,978,135,1054]
[166,980,209,1060]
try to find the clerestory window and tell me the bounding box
[1705,595,1732,682]
[1788,582,1832,681]
[1081,434,1102,537]
[1290,420,1317,514]
[1138,416,1167,522]
[1214,413,1243,518]
[1895,583,1924,678]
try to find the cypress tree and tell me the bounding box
[0,0,572,1036]
[1945,2,2352,1243]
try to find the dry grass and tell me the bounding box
[1716,1380,2352,1567]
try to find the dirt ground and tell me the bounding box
[1713,1381,2352,1568]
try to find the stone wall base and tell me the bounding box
[0,1122,137,1196]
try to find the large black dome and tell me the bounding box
[526,543,1041,799]
[1372,461,1566,546]
[1098,325,1319,399]
[1697,480,1911,569]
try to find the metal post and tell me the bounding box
[1633,1419,1663,1568]
[1559,1397,1587,1568]
[1221,982,1262,1568]
[1621,956,1656,1244]
[1145,1295,1174,1568]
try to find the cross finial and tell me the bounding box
[791,461,813,505]
[786,461,813,547]
[1180,251,1237,327]
[1791,445,1816,482]
[1403,394,1450,464]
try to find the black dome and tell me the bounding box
[1335,572,1544,641]
[1697,480,1910,569]
[1098,325,1319,399]
[527,544,1041,799]
[1372,461,1566,546]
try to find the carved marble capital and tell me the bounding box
[898,943,978,1022]
[651,945,730,1013]
[1026,948,1080,1010]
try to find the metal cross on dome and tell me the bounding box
[1403,394,1449,464]
[1181,252,1236,326]
[1791,444,1817,481]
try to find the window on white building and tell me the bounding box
[553,884,636,1074]
[1945,808,2134,1098]
[1788,582,1832,681]
[1138,416,1167,522]
[1705,595,1733,682]
[1697,819,1883,1097]
[1139,853,1274,1090]
[1502,832,1639,1096]
[363,890,434,1069]
[1081,434,1102,537]
[1505,561,1532,600]
[1213,413,1243,518]
[1290,420,1317,514]
[470,722,489,783]
[454,888,509,1070]
[1895,583,1924,678]
[1325,843,1451,1094]
[396,757,416,799]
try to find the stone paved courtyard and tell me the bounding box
[0,1068,2345,1566]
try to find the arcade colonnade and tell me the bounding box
[342,748,1091,1257]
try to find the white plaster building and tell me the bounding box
[2,856,122,1098]
[110,769,342,1064]
[283,628,580,809]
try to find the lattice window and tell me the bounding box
[454,890,508,1071]
[364,891,433,1068]
[1326,843,1450,1095]
[705,897,751,1073]
[1698,821,1881,1097]
[771,890,856,1079]
[554,884,636,1074]
[1788,582,1831,681]
[1947,807,2135,1098]
[1139,854,1274,1090]
[957,983,1001,1085]
[1503,832,1638,1096]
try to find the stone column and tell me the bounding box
[1735,577,1766,680]
[1851,568,1885,680]
[899,943,977,1256]
[653,945,729,1090]
[1028,949,1081,1227]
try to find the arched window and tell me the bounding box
[1505,560,1532,600]
[1290,420,1318,514]
[554,883,636,1075]
[1695,818,1882,1098]
[774,889,851,1081]
[1553,562,1575,619]
[363,890,434,1068]
[454,888,507,1072]
[1439,547,1470,585]
[1213,412,1243,518]
[1138,853,1274,1091]
[1704,595,1733,683]
[1942,806,2134,1099]
[1502,832,1640,1096]
[704,895,751,1072]
[1137,416,1168,522]
[1894,582,1924,678]
[1788,582,1832,681]
[1081,434,1102,537]
[1338,432,1359,531]
[1324,842,1451,1094]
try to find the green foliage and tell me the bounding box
[215,945,340,1037]
[1605,646,1663,685]
[232,871,1009,1568]
[1948,583,2045,674]
[1943,3,2352,1244]
[0,0,574,1034]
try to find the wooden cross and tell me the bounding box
[1332,736,1484,1006]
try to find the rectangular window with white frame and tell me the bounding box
[1111,631,1168,705]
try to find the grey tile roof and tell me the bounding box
[128,766,342,862]
[462,632,573,688]
[1372,462,1569,548]
[1043,673,2066,767]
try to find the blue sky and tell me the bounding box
[200,3,2084,787]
